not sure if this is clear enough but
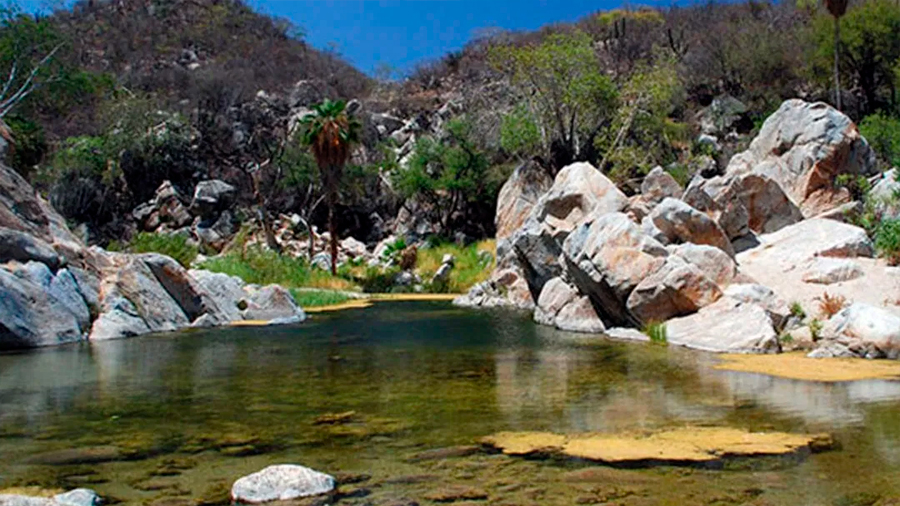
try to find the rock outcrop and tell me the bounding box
[0,162,307,351]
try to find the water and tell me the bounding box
[2,301,900,505]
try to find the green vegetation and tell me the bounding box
[875,219,900,266]
[643,321,668,345]
[859,113,900,169]
[809,319,824,341]
[125,232,199,268]
[779,333,795,345]
[289,289,352,308]
[416,239,496,293]
[394,118,501,236]
[299,99,362,275]
[199,247,358,292]
[790,301,807,320]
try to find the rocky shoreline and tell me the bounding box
[457,99,900,360]
[0,162,306,351]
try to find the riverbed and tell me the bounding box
[2,301,900,505]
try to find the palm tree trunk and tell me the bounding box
[327,184,338,276]
[833,16,842,110]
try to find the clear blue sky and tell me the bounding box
[20,0,674,76]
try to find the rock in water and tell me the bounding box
[231,464,335,504]
[818,304,900,359]
[666,297,780,353]
[53,489,102,506]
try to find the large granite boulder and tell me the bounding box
[725,100,875,218]
[626,256,723,324]
[666,297,780,353]
[668,243,737,287]
[231,464,335,504]
[0,263,88,348]
[0,228,63,269]
[816,304,900,359]
[508,162,628,296]
[241,285,307,324]
[534,277,580,326]
[649,198,734,256]
[495,159,553,242]
[562,212,667,326]
[737,218,874,271]
[640,166,683,205]
[869,169,900,219]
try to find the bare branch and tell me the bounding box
[0,42,63,118]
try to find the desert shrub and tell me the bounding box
[809,319,824,341]
[790,301,807,320]
[859,113,900,170]
[128,232,199,268]
[816,292,848,319]
[875,219,900,266]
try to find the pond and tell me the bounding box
[2,301,900,505]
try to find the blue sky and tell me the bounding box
[20,0,673,76]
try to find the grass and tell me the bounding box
[416,239,496,293]
[124,232,199,268]
[643,321,668,345]
[289,289,352,308]
[199,247,358,291]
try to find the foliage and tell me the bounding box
[499,105,541,160]
[489,30,617,167]
[816,292,848,318]
[643,321,668,345]
[779,332,795,345]
[835,174,872,201]
[127,232,199,268]
[416,239,496,293]
[289,289,352,308]
[859,113,900,169]
[790,301,807,320]
[875,219,900,266]
[809,319,824,341]
[597,56,686,186]
[5,115,45,177]
[393,117,498,236]
[811,0,900,114]
[199,247,358,291]
[299,98,361,274]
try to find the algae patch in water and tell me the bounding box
[481,427,833,464]
[715,353,900,382]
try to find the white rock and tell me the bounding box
[53,489,101,506]
[231,464,335,504]
[801,257,864,285]
[722,283,791,330]
[604,327,650,342]
[666,297,780,353]
[820,303,900,359]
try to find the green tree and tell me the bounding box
[393,117,495,236]
[859,112,900,169]
[299,99,360,274]
[812,0,900,114]
[499,105,541,161]
[489,31,617,171]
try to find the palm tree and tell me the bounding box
[299,99,360,275]
[825,0,849,110]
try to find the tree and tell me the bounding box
[393,117,497,238]
[489,31,617,172]
[826,0,849,109]
[299,99,360,274]
[0,5,65,118]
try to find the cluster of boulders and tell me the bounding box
[133,178,238,251]
[458,99,900,359]
[0,162,306,351]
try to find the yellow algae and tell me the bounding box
[305,300,374,313]
[369,293,461,301]
[480,432,567,456]
[714,353,900,382]
[482,427,832,464]
[228,320,272,327]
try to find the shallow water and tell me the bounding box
[2,301,900,505]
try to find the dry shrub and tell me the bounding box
[816,292,848,319]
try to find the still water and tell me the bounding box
[2,302,900,505]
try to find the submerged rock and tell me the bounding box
[231,464,335,504]
[481,427,832,464]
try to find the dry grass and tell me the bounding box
[816,292,848,319]
[416,239,496,293]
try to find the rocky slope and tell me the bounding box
[458,99,900,359]
[0,161,306,351]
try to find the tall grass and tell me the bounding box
[417,239,496,293]
[126,232,199,268]
[289,289,352,308]
[199,247,358,291]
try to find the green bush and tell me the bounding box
[859,113,900,169]
[875,219,900,266]
[789,301,807,320]
[199,247,358,291]
[128,232,199,268]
